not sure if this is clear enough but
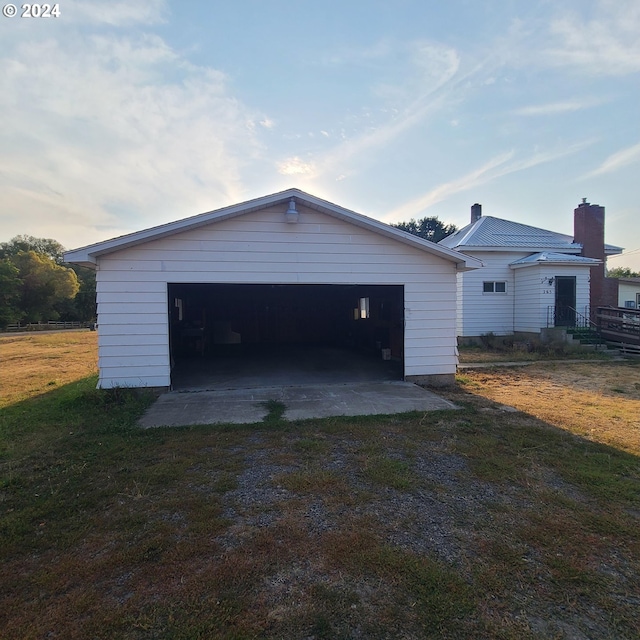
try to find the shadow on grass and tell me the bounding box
[1,374,639,639]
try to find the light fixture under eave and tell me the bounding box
[285,198,299,224]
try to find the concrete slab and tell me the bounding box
[138,381,458,428]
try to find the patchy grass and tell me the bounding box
[1,333,640,639]
[262,399,287,423]
[458,341,615,363]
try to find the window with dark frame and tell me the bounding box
[483,281,507,293]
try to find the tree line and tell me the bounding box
[0,235,96,329]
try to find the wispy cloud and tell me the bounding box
[384,152,514,222]
[513,98,606,116]
[582,141,640,178]
[384,141,596,222]
[277,39,480,181]
[545,0,640,75]
[0,28,265,246]
[277,157,316,176]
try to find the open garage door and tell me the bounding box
[167,283,404,390]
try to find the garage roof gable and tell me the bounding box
[64,188,482,271]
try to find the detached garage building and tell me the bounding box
[64,189,481,390]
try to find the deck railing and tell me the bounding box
[595,307,640,346]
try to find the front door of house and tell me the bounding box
[555,276,576,326]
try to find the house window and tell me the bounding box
[483,281,507,293]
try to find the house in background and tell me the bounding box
[438,200,623,341]
[64,188,481,390]
[618,278,640,309]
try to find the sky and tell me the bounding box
[1,0,639,270]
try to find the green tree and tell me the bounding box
[12,250,79,322]
[0,235,66,264]
[1,235,97,323]
[0,259,22,328]
[392,217,457,243]
[607,266,640,278]
[56,264,97,322]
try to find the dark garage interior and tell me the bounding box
[168,283,404,390]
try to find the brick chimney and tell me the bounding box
[471,203,482,224]
[573,198,618,308]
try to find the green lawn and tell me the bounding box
[1,372,639,639]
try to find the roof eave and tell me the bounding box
[453,245,582,254]
[64,188,483,270]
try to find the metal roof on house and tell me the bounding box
[509,252,601,268]
[438,215,622,255]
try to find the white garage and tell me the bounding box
[64,189,480,390]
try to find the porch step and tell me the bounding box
[566,328,608,350]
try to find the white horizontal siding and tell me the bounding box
[514,266,543,333]
[572,269,590,317]
[97,343,167,357]
[97,291,167,304]
[96,280,166,294]
[99,365,168,378]
[618,282,640,307]
[403,305,456,318]
[99,355,168,368]
[458,251,522,336]
[99,333,168,346]
[96,304,167,320]
[95,203,461,387]
[100,260,443,277]
[103,247,441,263]
[514,265,591,333]
[97,322,168,336]
[99,372,170,389]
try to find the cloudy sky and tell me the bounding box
[1,0,639,269]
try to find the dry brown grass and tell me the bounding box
[457,361,640,455]
[0,330,98,407]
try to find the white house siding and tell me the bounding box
[513,265,590,333]
[513,266,543,333]
[455,272,464,337]
[618,281,640,308]
[458,252,522,337]
[95,202,458,388]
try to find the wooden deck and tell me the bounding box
[596,306,640,346]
